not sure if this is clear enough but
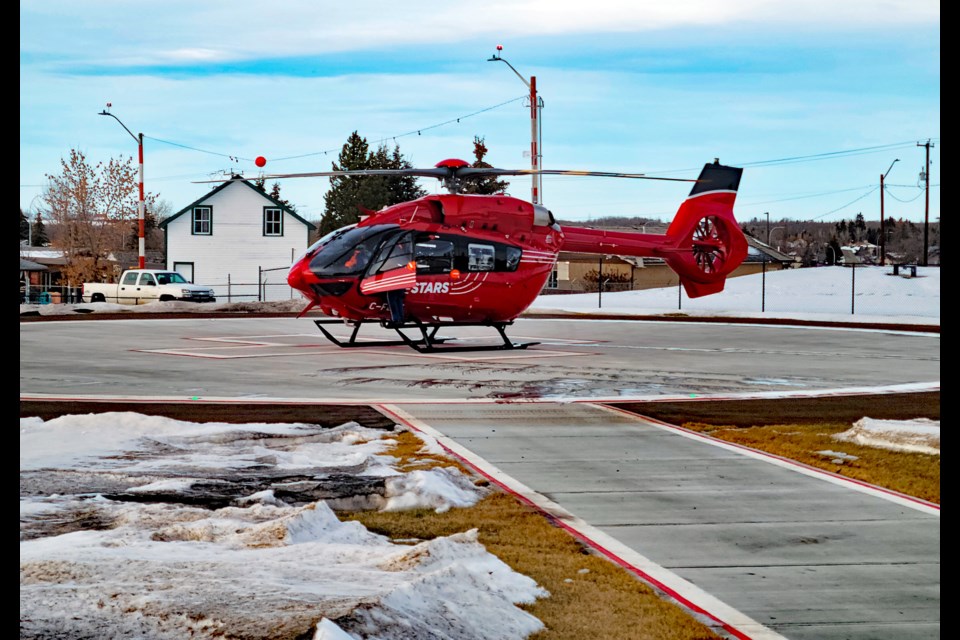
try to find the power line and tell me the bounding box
[810,186,879,220]
[739,141,925,168]
[740,185,875,207]
[644,138,939,176]
[144,95,527,166]
[273,95,527,162]
[884,188,925,203]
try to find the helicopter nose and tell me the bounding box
[287,258,310,293]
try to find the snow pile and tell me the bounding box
[20,412,389,473]
[833,417,940,455]
[531,265,940,324]
[384,467,485,513]
[20,413,532,639]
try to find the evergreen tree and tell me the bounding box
[382,145,426,203]
[461,136,509,195]
[268,182,297,211]
[20,209,30,242]
[31,212,49,246]
[127,209,160,250]
[319,133,423,235]
[854,212,866,236]
[254,177,297,211]
[320,132,390,235]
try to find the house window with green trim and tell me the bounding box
[546,268,558,289]
[192,206,212,235]
[264,207,283,236]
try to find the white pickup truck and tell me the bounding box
[82,269,217,304]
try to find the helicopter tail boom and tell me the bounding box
[559,162,747,298]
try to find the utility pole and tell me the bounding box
[917,140,934,266]
[879,159,899,265]
[762,212,769,312]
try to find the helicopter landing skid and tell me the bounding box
[312,319,539,353]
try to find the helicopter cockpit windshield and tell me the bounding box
[308,225,400,277]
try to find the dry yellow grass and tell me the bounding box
[616,392,940,504]
[680,421,940,504]
[343,431,720,640]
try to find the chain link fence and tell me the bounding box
[539,263,938,319]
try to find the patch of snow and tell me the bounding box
[815,450,860,464]
[21,413,540,639]
[834,417,940,455]
[313,619,356,640]
[531,265,940,325]
[126,478,197,493]
[815,450,859,461]
[394,423,447,456]
[383,467,487,514]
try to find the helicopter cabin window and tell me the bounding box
[263,208,283,237]
[192,206,212,235]
[372,233,414,273]
[414,239,455,275]
[467,244,495,272]
[504,246,522,271]
[308,225,399,278]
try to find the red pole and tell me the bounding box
[138,133,145,269]
[530,75,539,204]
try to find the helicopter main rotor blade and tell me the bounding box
[193,168,453,184]
[456,167,697,182]
[194,166,697,184]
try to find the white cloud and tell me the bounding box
[21,0,939,65]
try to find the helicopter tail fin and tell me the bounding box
[660,162,748,298]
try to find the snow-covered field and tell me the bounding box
[20,414,546,639]
[533,265,940,325]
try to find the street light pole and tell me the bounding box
[488,45,543,204]
[99,106,146,269]
[762,212,769,312]
[879,158,899,266]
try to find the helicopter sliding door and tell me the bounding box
[359,231,417,294]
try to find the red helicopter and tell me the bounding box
[276,158,746,352]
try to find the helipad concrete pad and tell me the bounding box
[397,402,939,640]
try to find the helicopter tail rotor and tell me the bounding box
[559,161,747,298]
[659,162,748,297]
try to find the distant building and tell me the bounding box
[161,177,316,301]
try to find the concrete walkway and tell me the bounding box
[393,402,940,640]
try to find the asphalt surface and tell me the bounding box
[19,317,939,400]
[20,317,941,639]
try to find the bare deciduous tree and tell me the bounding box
[43,150,156,284]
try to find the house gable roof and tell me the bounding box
[160,177,316,230]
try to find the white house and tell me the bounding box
[161,177,316,301]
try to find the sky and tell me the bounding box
[20,1,939,224]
